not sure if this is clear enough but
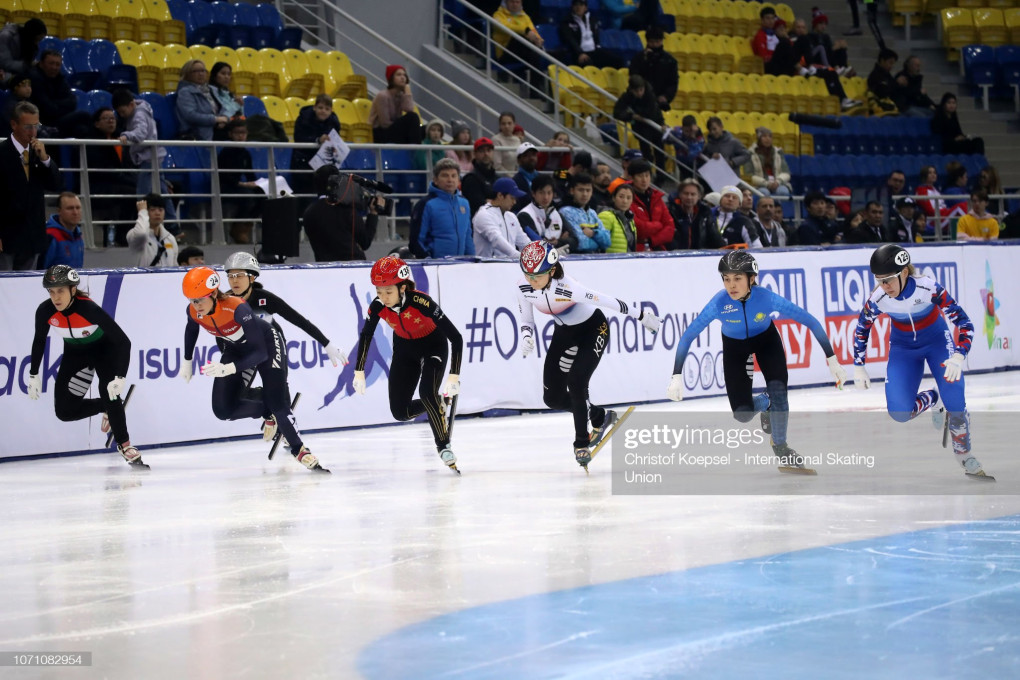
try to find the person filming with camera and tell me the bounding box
[302,165,386,262]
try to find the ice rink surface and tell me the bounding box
[1,372,1019,679]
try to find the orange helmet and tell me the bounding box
[182,266,221,299]
[370,255,411,287]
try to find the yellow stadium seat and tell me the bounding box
[712,72,734,111]
[602,66,626,96]
[987,0,1014,7]
[70,0,110,40]
[114,40,154,92]
[97,0,153,42]
[718,1,743,36]
[661,0,680,14]
[729,72,750,111]
[349,98,374,142]
[9,0,62,30]
[745,73,766,110]
[685,2,705,34]
[684,72,707,111]
[256,48,288,97]
[664,110,684,128]
[700,71,721,111]
[189,43,214,65]
[328,51,368,100]
[332,98,366,142]
[582,65,613,114]
[760,74,783,113]
[232,47,259,96]
[974,9,1008,46]
[889,0,923,30]
[138,41,167,92]
[774,3,795,25]
[211,46,238,70]
[686,35,705,72]
[702,3,724,36]
[1008,8,1020,44]
[305,49,340,96]
[713,37,736,73]
[46,0,89,38]
[261,95,290,131]
[664,33,685,71]
[282,48,322,98]
[941,8,977,59]
[926,0,956,21]
[161,43,190,93]
[284,96,306,122]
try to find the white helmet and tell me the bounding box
[223,251,260,277]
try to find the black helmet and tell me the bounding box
[870,244,910,276]
[42,264,80,289]
[718,250,759,276]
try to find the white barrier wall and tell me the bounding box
[1,244,1017,459]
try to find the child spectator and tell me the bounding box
[448,121,474,173]
[956,191,999,241]
[559,173,610,253]
[113,89,179,230]
[177,245,205,266]
[415,119,449,171]
[491,111,520,171]
[599,179,637,253]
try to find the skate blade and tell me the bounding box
[966,471,995,482]
[447,463,461,475]
[589,406,636,462]
[129,461,150,471]
[941,416,949,449]
[778,466,817,476]
[312,467,332,475]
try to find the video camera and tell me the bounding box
[325,171,394,214]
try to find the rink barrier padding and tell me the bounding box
[1,243,1017,459]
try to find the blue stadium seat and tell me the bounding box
[209,1,237,28]
[234,2,260,28]
[255,2,284,33]
[165,0,188,23]
[243,94,268,117]
[101,64,139,94]
[88,39,120,75]
[539,0,572,24]
[380,149,413,170]
[962,44,997,104]
[163,91,179,140]
[276,27,303,50]
[139,91,174,139]
[38,36,65,59]
[996,45,1020,99]
[342,149,377,171]
[63,38,97,90]
[186,1,219,45]
[86,89,113,114]
[250,26,276,49]
[536,24,560,52]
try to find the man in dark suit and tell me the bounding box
[0,101,62,270]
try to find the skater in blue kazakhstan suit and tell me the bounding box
[666,251,847,470]
[852,244,991,480]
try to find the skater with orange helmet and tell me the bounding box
[180,266,328,472]
[353,255,463,472]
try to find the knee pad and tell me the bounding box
[732,408,756,424]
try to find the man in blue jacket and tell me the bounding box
[42,191,85,268]
[413,158,474,258]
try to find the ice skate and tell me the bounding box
[588,409,619,450]
[295,446,330,474]
[575,446,592,473]
[262,415,278,442]
[959,455,995,482]
[759,406,772,435]
[589,406,636,462]
[771,440,816,476]
[438,446,460,474]
[118,443,149,470]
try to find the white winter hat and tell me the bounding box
[704,192,721,207]
[720,185,743,201]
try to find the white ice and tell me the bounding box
[1,372,1018,678]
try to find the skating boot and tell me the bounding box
[958,454,995,481]
[295,446,330,473]
[575,445,592,472]
[771,440,816,475]
[118,443,149,469]
[589,409,619,449]
[438,446,460,474]
[262,415,277,442]
[759,406,772,435]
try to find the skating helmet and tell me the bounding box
[42,264,80,289]
[371,255,411,287]
[718,250,759,276]
[182,266,221,299]
[520,241,559,274]
[223,251,260,277]
[869,244,910,276]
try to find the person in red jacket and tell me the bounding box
[627,159,674,250]
[751,6,779,65]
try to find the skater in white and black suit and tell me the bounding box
[515,240,660,469]
[27,265,144,467]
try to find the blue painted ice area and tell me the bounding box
[359,516,1020,679]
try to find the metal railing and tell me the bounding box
[48,138,540,249]
[438,0,688,184]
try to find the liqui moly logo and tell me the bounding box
[758,268,812,369]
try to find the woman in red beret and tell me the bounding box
[369,64,423,144]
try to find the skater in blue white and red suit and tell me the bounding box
[852,244,991,479]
